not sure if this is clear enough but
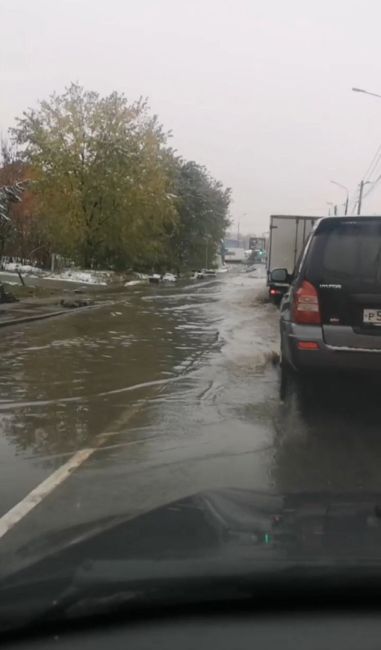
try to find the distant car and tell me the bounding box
[270,216,381,394]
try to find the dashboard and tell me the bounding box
[5,611,381,649]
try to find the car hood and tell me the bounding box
[4,488,381,577]
[2,488,381,633]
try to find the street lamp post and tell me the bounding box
[357,180,372,215]
[330,180,349,215]
[357,180,365,215]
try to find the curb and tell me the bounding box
[0,304,96,328]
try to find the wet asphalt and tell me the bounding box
[1,269,381,567]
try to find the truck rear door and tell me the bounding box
[269,216,317,275]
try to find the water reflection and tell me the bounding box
[5,273,381,528]
[272,374,381,493]
[0,287,220,462]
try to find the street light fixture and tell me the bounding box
[352,87,381,99]
[330,180,349,215]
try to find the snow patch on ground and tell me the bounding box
[125,279,145,286]
[45,270,112,285]
[162,272,177,282]
[2,263,44,274]
[1,261,117,286]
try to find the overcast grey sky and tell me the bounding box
[1,0,381,232]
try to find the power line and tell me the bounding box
[363,143,381,180]
[368,152,381,183]
[363,174,381,200]
[334,144,381,216]
[351,189,360,215]
[349,145,381,214]
[348,185,360,214]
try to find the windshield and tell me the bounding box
[2,0,381,635]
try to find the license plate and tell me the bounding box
[363,308,381,325]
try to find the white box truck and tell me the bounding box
[267,215,319,302]
[224,246,248,263]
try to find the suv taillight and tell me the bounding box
[292,280,321,325]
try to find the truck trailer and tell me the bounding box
[267,215,320,302]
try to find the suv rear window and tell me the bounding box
[305,219,381,288]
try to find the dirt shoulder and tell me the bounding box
[0,282,97,327]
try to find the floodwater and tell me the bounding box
[0,271,277,514]
[2,269,381,562]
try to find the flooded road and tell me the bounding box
[2,270,381,566]
[0,272,277,515]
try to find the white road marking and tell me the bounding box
[0,448,94,539]
[0,338,210,539]
[0,386,165,539]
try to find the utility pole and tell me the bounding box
[357,180,364,215]
[330,180,349,216]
